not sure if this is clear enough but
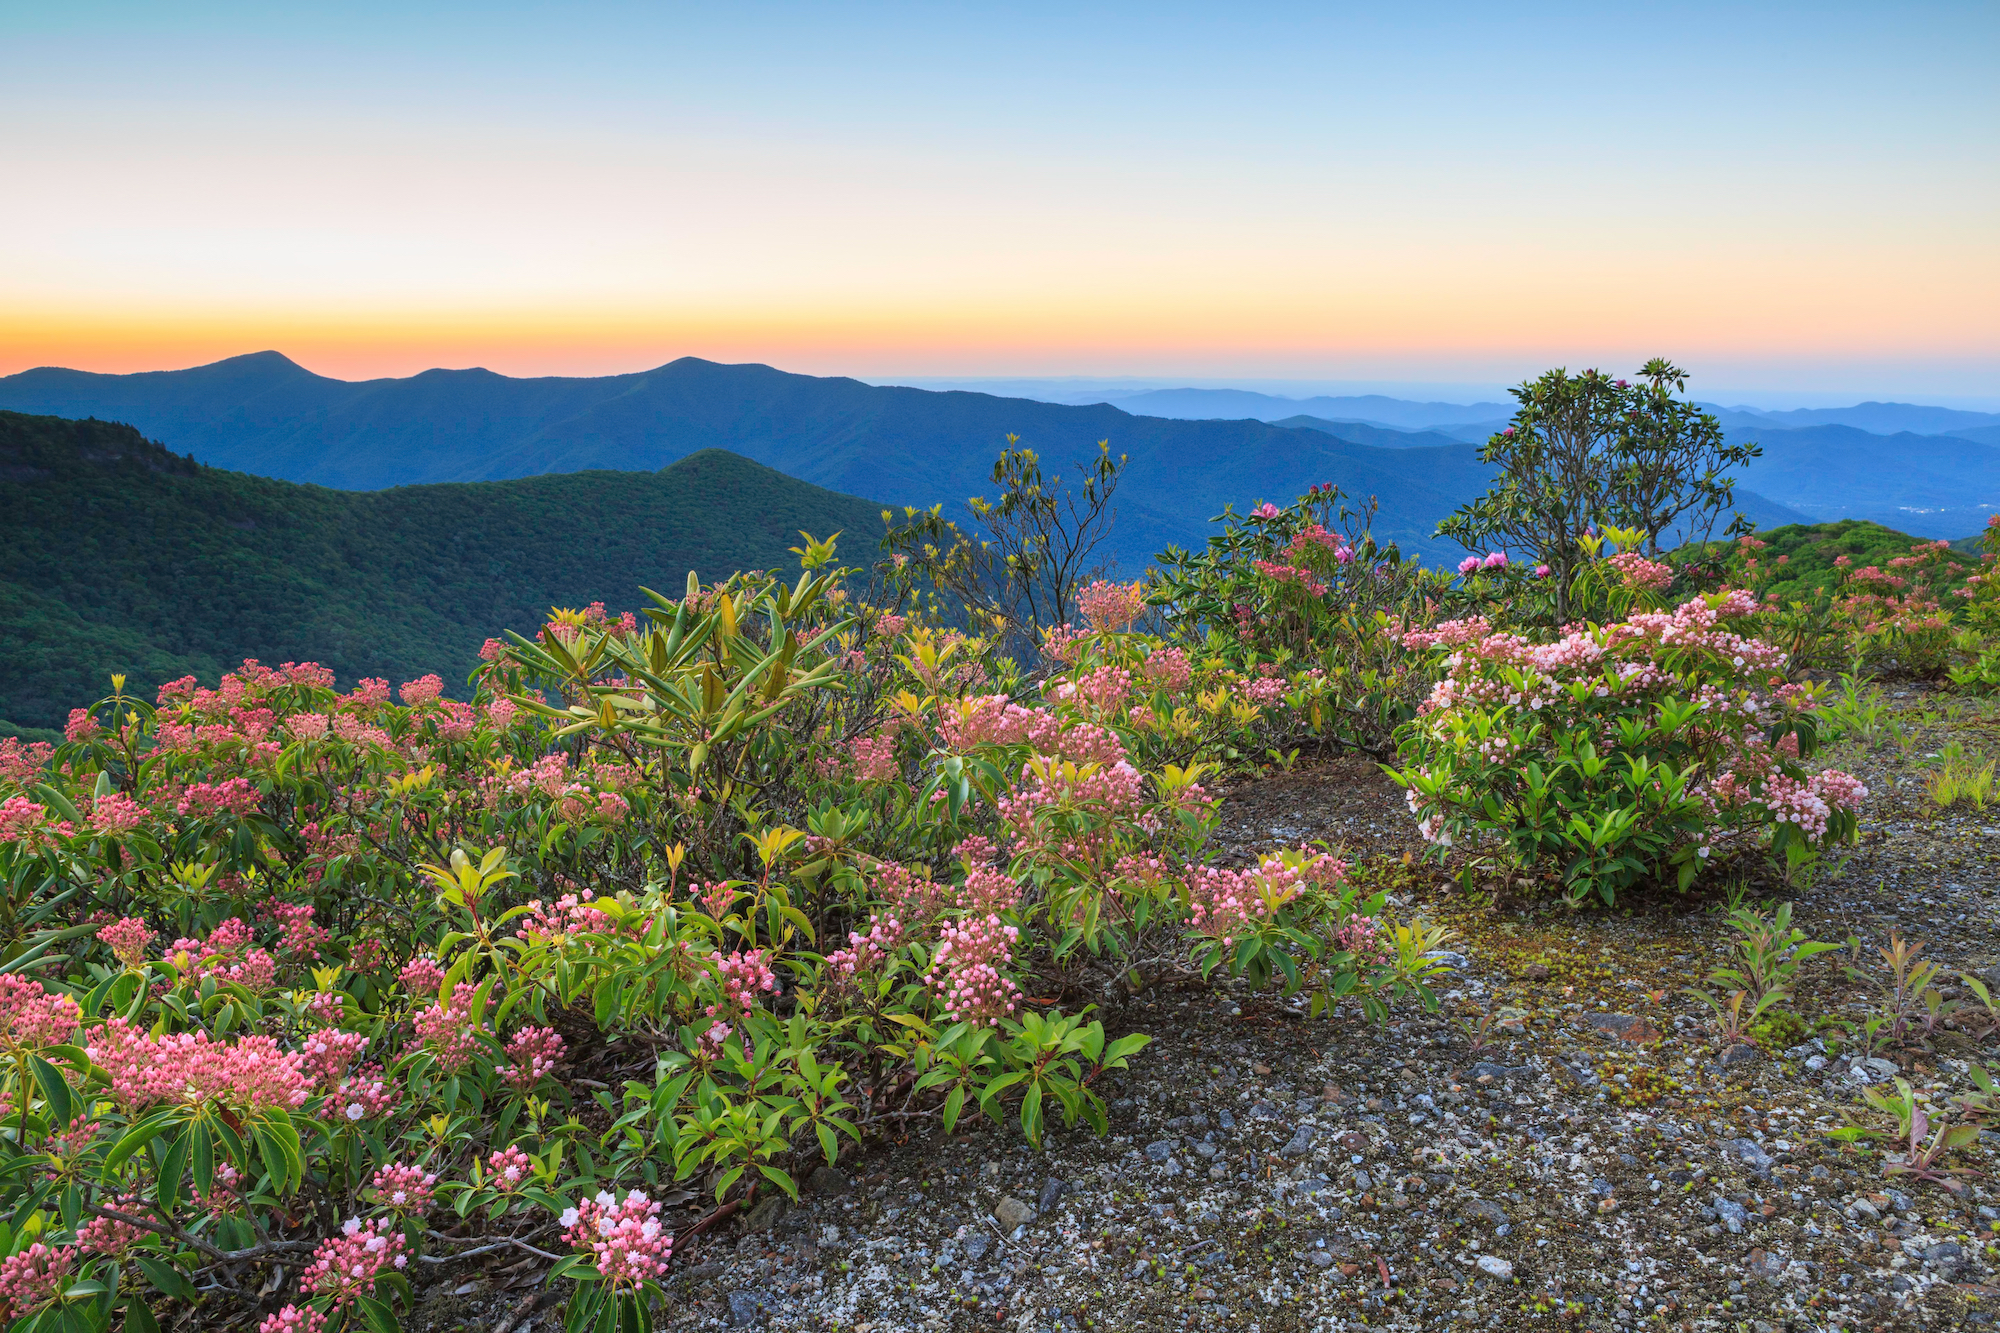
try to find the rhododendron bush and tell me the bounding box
[1151,485,1449,754]
[0,542,1444,1333]
[1390,585,1867,906]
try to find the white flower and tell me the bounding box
[560,1208,580,1228]
[342,1217,363,1236]
[626,1190,650,1207]
[346,1103,364,1120]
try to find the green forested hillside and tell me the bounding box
[0,411,885,732]
[1731,519,1985,603]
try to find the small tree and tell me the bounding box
[879,437,1124,654]
[1436,361,1759,622]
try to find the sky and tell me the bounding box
[3,1,1997,405]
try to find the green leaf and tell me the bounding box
[102,1114,177,1177]
[357,1294,401,1333]
[155,1130,190,1214]
[121,1298,160,1333]
[29,1056,72,1129]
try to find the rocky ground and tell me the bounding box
[423,687,2000,1333]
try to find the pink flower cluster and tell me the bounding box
[0,975,81,1053]
[1077,580,1147,633]
[826,913,906,977]
[0,1242,74,1319]
[399,675,444,706]
[849,733,900,782]
[167,918,278,993]
[1457,552,1509,575]
[86,1018,311,1111]
[260,1306,328,1333]
[303,1217,407,1308]
[398,955,447,993]
[176,777,261,819]
[332,1065,400,1122]
[89,792,148,835]
[1756,770,1869,839]
[77,1212,144,1257]
[0,796,69,848]
[486,1145,535,1191]
[704,949,778,1043]
[498,1026,565,1089]
[96,915,153,967]
[0,738,54,788]
[562,1189,673,1285]
[939,694,1037,751]
[1141,647,1191,692]
[1252,558,1328,596]
[413,983,484,1072]
[266,902,331,959]
[365,1162,437,1214]
[300,1028,370,1089]
[1606,551,1674,591]
[1052,666,1131,715]
[1332,916,1391,966]
[924,914,1020,1025]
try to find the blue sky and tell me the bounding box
[3,2,1995,402]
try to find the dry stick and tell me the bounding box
[489,1286,559,1333]
[80,1203,316,1266]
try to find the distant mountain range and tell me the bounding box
[0,410,885,732]
[0,353,1511,569]
[2,351,1989,563]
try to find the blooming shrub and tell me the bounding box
[0,533,1446,1333]
[1151,484,1448,753]
[1391,586,1867,904]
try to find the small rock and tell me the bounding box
[961,1231,989,1262]
[1714,1198,1748,1233]
[1804,1055,1826,1071]
[1589,1177,1614,1197]
[1307,1249,1335,1269]
[1724,1138,1776,1172]
[1584,1013,1659,1043]
[1745,1248,1784,1281]
[808,1167,849,1196]
[1476,1254,1514,1280]
[1282,1126,1317,1158]
[1193,1141,1218,1159]
[725,1290,773,1328]
[1718,1044,1759,1067]
[1468,1061,1531,1083]
[1248,1100,1282,1119]
[1923,1241,1963,1266]
[993,1197,1035,1231]
[743,1195,787,1232]
[1037,1178,1067,1213]
[1525,963,1550,981]
[1144,1139,1177,1163]
[1465,1199,1508,1226]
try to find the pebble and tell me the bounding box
[725,1290,772,1327]
[993,1196,1034,1231]
[1476,1254,1514,1279]
[1713,1198,1749,1233]
[1724,1138,1776,1172]
[1144,1139,1176,1162]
